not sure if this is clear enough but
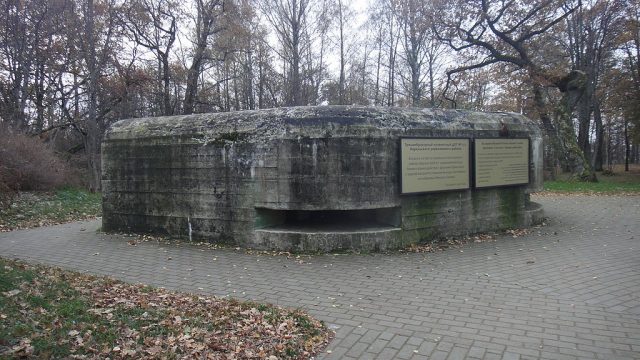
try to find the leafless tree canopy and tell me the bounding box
[0,0,639,187]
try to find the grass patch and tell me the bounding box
[544,179,640,193]
[0,258,332,359]
[543,164,640,194]
[0,188,101,231]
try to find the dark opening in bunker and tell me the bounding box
[255,207,401,232]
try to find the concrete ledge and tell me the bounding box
[524,201,545,226]
[254,227,403,252]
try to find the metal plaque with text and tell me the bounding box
[400,138,471,194]
[474,138,530,188]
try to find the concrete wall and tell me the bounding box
[102,106,544,252]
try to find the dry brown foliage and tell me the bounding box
[0,129,81,207]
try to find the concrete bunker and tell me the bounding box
[102,106,544,252]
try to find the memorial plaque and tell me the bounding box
[400,138,470,194]
[474,138,529,188]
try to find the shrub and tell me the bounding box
[0,129,80,207]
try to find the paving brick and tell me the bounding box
[435,341,455,352]
[388,335,408,349]
[501,352,520,360]
[335,333,361,349]
[377,330,395,341]
[324,346,348,359]
[377,347,398,359]
[505,346,540,358]
[395,346,420,360]
[429,350,449,360]
[483,351,504,360]
[356,352,377,360]
[446,346,467,360]
[467,345,485,359]
[417,341,436,355]
[367,339,389,354]
[344,341,368,358]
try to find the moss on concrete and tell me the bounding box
[497,188,524,228]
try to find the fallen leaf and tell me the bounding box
[3,289,21,297]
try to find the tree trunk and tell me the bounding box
[184,48,205,114]
[233,63,240,110]
[408,27,420,107]
[624,118,630,171]
[374,28,382,106]
[290,22,301,106]
[245,48,255,110]
[553,71,597,181]
[532,75,596,181]
[258,48,264,109]
[387,21,396,106]
[410,47,420,106]
[162,55,172,115]
[338,0,345,105]
[592,99,604,171]
[361,44,368,101]
[34,61,46,133]
[576,87,592,159]
[84,0,102,191]
[428,58,435,107]
[184,0,217,114]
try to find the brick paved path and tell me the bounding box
[1,195,639,359]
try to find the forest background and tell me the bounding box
[1,0,639,194]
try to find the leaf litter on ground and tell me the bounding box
[0,258,332,359]
[402,226,539,254]
[121,232,315,264]
[121,227,538,260]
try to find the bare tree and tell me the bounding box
[0,0,50,130]
[366,13,386,105]
[1,0,637,189]
[184,0,226,114]
[566,0,624,170]
[617,0,640,170]
[259,0,311,106]
[335,0,354,104]
[79,0,121,190]
[386,4,400,106]
[434,0,597,180]
[394,0,429,106]
[122,0,178,116]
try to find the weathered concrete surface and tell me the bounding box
[1,195,639,359]
[102,106,544,251]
